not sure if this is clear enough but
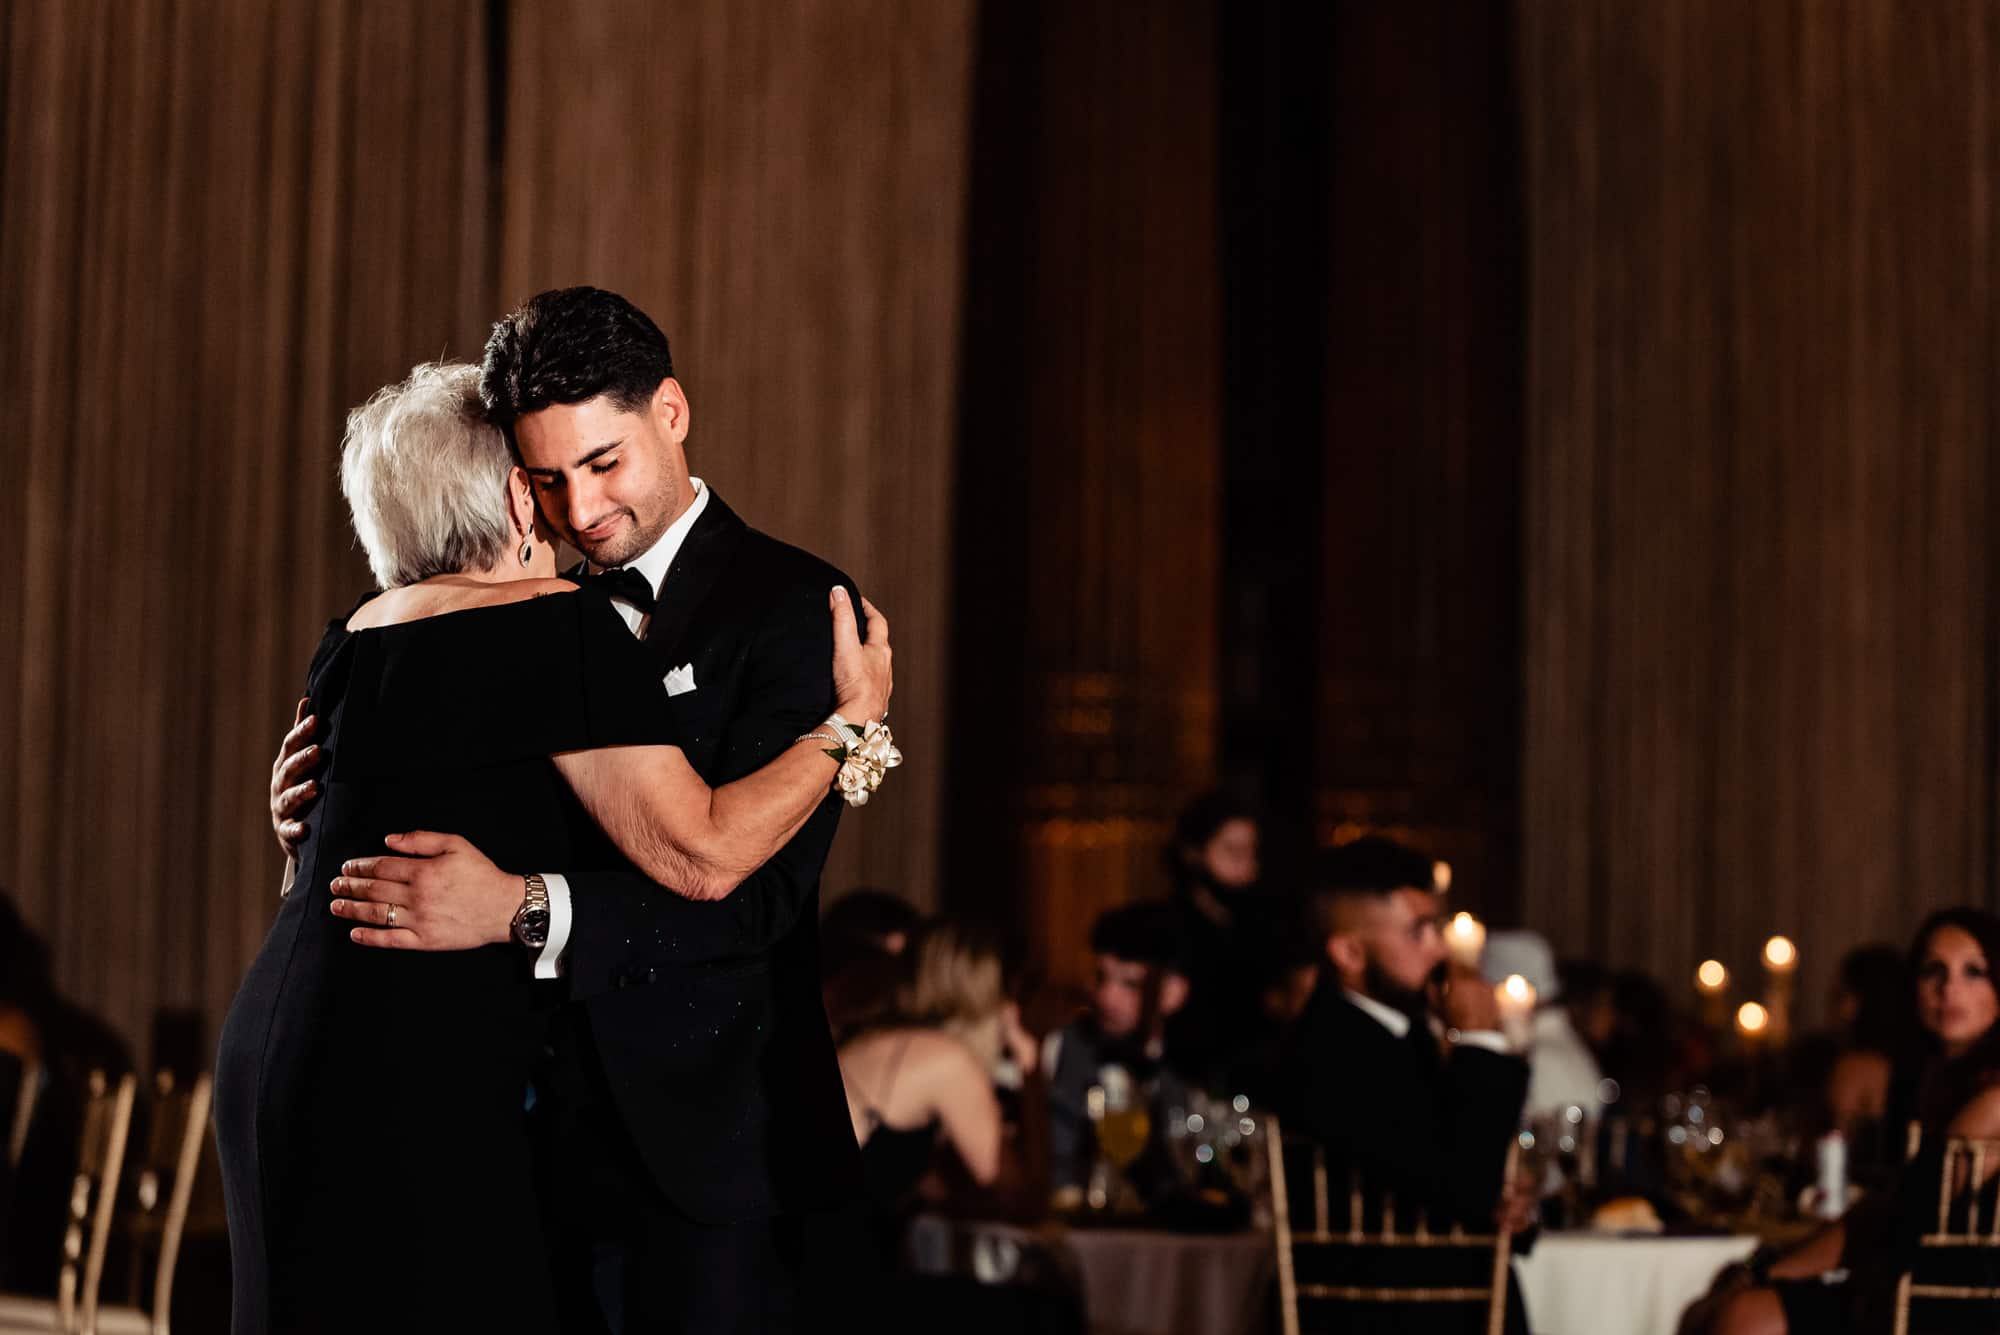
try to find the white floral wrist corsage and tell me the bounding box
[823,713,902,807]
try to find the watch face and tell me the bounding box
[518,908,551,942]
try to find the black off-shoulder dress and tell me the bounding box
[214,590,676,1335]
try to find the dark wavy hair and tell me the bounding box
[1165,790,1258,892]
[478,286,675,442]
[1909,907,2000,1131]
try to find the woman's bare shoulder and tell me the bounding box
[903,1028,989,1082]
[346,578,579,630]
[1947,1082,2000,1139]
[841,1025,980,1072]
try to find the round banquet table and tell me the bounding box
[1510,1232,1759,1335]
[905,1216,1273,1335]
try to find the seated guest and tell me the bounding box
[1232,934,1325,1109]
[1279,837,1529,1232]
[1556,959,1619,1059]
[1482,929,1606,1120]
[816,922,1047,1325]
[1602,968,1694,1110]
[822,887,925,1040]
[1709,908,2000,1335]
[1822,943,1909,1138]
[1045,901,1193,1197]
[838,920,1037,1221]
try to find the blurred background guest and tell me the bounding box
[1279,837,1527,1232]
[1556,959,1620,1063]
[821,888,926,1041]
[1044,900,1191,1201]
[1816,943,1909,1147]
[0,891,130,1295]
[1162,791,1279,1091]
[837,919,1038,1235]
[1483,929,1605,1121]
[1602,969,1700,1117]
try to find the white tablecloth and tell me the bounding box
[1512,1233,1759,1335]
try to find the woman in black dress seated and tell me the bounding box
[213,363,892,1334]
[1710,908,2000,1335]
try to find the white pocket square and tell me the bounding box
[663,663,698,697]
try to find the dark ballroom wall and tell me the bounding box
[948,0,1527,986]
[945,0,1222,984]
[1518,1,2000,1013]
[0,0,973,1056]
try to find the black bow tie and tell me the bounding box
[581,567,656,609]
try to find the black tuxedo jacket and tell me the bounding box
[1280,979,1528,1232]
[559,490,864,1223]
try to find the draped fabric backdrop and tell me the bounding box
[1518,2,2000,1017]
[0,0,972,1057]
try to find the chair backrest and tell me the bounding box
[1892,1129,2000,1335]
[1267,1115,1518,1335]
[57,1069,137,1335]
[113,1070,213,1335]
[5,1055,41,1168]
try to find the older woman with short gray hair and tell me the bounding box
[340,361,532,589]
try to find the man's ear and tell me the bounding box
[1325,931,1365,981]
[1157,971,1191,1018]
[654,377,691,444]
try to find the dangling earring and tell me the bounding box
[519,538,534,567]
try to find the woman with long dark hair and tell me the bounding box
[1712,907,2000,1335]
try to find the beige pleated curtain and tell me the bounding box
[0,0,972,1055]
[1518,1,2000,1014]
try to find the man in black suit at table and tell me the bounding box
[272,287,877,1332]
[1279,836,1528,1235]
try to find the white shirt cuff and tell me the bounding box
[1451,1028,1515,1055]
[534,872,573,980]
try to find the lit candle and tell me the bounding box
[1445,912,1486,970]
[1736,1001,1769,1037]
[1696,959,1730,1029]
[1496,973,1537,1048]
[1762,936,1797,1043]
[1432,861,1453,895]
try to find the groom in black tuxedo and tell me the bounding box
[279,287,867,1331]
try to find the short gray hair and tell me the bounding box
[340,362,515,588]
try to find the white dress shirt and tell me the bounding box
[1342,987,1514,1054]
[533,478,710,979]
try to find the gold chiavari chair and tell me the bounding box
[6,1059,40,1169]
[1267,1114,1519,1335]
[0,1069,137,1335]
[91,1071,214,1335]
[1892,1129,2000,1335]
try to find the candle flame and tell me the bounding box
[1433,861,1453,894]
[1449,911,1479,936]
[1737,1001,1770,1034]
[1697,959,1728,991]
[1502,974,1534,1002]
[1763,936,1796,969]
